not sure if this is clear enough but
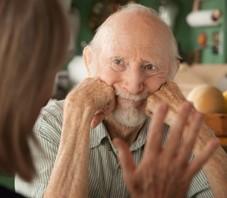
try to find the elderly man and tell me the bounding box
[16,3,227,198]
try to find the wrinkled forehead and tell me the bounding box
[97,14,174,65]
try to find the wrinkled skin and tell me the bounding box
[64,78,116,129]
[45,78,115,198]
[145,81,186,126]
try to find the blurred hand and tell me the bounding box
[114,102,219,198]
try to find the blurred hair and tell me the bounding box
[0,0,69,181]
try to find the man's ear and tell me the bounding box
[176,55,182,72]
[175,59,180,73]
[168,59,180,80]
[83,45,94,76]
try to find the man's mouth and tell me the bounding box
[117,97,146,108]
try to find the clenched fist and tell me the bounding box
[64,78,116,128]
[145,81,186,126]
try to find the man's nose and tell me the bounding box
[122,68,144,95]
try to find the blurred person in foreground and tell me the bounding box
[0,0,69,197]
[16,3,227,198]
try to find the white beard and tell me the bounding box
[112,105,147,128]
[110,87,148,128]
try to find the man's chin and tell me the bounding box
[111,107,147,128]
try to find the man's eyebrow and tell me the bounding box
[141,60,152,64]
[111,56,124,59]
[141,59,159,65]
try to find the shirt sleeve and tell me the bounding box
[15,100,63,198]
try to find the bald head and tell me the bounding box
[89,3,179,79]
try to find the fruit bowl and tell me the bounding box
[204,113,227,137]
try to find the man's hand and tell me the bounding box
[145,81,186,126]
[64,78,115,128]
[114,102,219,198]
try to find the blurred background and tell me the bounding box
[69,0,227,64]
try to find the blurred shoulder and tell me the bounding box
[34,99,65,135]
[40,99,64,119]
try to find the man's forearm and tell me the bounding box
[194,124,227,198]
[44,107,93,198]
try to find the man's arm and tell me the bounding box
[146,81,227,197]
[194,124,227,198]
[43,102,92,197]
[44,78,115,198]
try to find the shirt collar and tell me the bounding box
[90,122,109,149]
[89,120,149,150]
[129,119,149,151]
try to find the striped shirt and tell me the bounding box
[15,100,214,198]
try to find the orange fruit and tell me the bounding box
[223,91,227,113]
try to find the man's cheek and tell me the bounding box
[99,72,119,86]
[146,82,163,93]
[146,78,167,94]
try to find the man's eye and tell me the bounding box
[111,58,125,71]
[113,58,123,65]
[143,64,159,73]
